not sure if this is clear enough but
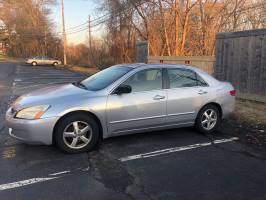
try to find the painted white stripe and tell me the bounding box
[49,171,70,176]
[119,137,239,162]
[0,177,58,191]
[0,167,90,191]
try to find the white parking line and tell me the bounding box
[0,177,58,191]
[0,168,88,191]
[49,171,70,176]
[119,137,239,162]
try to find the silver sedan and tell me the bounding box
[26,56,62,66]
[6,64,235,153]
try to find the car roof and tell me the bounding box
[118,63,220,86]
[120,63,202,71]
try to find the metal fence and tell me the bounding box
[215,29,266,103]
[148,56,215,75]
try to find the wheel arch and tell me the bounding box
[198,102,223,119]
[52,110,103,144]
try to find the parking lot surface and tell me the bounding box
[0,62,266,200]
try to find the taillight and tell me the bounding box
[229,90,236,96]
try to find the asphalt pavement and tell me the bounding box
[0,62,266,200]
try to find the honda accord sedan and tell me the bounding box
[6,64,235,153]
[26,56,62,66]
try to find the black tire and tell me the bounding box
[32,62,37,66]
[54,113,100,153]
[53,62,58,66]
[195,104,220,134]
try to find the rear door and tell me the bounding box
[106,68,167,134]
[165,68,211,125]
[42,56,50,65]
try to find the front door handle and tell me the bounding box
[153,95,165,100]
[198,90,208,95]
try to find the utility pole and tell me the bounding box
[61,0,67,65]
[175,0,179,56]
[88,15,92,50]
[44,29,47,56]
[41,0,47,56]
[88,15,93,65]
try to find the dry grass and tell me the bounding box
[0,56,25,63]
[233,100,266,127]
[60,65,99,75]
[226,99,266,148]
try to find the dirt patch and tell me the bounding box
[220,99,266,150]
[233,100,266,126]
[56,65,99,75]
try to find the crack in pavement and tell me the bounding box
[87,147,153,200]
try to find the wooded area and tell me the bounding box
[98,0,266,66]
[0,0,63,59]
[1,0,266,68]
[215,29,266,103]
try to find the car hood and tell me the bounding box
[12,83,91,109]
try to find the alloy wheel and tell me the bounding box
[201,109,217,131]
[63,121,92,149]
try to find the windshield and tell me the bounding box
[80,66,133,91]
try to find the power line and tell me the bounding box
[58,0,147,35]
[7,1,266,38]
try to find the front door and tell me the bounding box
[107,68,166,134]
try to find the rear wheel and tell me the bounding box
[32,62,37,66]
[195,104,220,134]
[53,62,58,66]
[54,113,100,153]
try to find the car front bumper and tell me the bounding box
[5,114,59,145]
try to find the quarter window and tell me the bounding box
[123,68,162,92]
[167,68,207,88]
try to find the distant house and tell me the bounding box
[0,42,7,55]
[0,22,9,55]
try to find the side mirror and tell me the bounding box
[114,85,132,95]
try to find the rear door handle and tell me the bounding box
[198,90,208,95]
[153,95,165,100]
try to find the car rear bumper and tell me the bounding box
[5,114,59,145]
[221,97,235,119]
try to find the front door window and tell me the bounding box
[123,68,162,92]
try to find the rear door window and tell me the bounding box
[167,68,198,88]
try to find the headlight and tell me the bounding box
[15,105,50,120]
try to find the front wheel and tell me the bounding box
[32,62,37,66]
[54,113,100,153]
[195,104,220,134]
[53,62,58,66]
